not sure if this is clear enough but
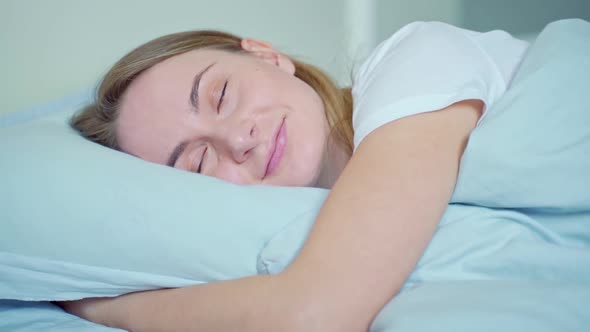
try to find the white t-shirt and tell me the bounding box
[351,21,529,149]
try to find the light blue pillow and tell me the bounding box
[451,18,590,212]
[0,90,328,301]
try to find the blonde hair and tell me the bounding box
[71,30,353,154]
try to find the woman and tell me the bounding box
[61,21,528,331]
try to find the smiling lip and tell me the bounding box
[265,118,287,178]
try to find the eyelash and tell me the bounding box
[196,147,208,173]
[217,81,228,113]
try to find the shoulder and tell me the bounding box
[350,22,527,149]
[354,21,482,83]
[354,21,528,87]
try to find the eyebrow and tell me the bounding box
[189,62,216,112]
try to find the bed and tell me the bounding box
[1,19,589,332]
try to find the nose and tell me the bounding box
[213,117,258,163]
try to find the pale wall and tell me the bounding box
[1,0,372,114]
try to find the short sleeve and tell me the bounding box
[351,21,529,149]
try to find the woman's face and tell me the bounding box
[117,39,330,187]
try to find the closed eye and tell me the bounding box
[196,147,208,173]
[217,81,228,113]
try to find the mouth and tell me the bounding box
[264,117,287,178]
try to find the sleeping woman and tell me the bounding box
[58,20,585,331]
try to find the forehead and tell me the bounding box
[132,48,230,89]
[121,49,234,115]
[120,49,243,112]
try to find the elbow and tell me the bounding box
[282,298,371,332]
[271,272,372,332]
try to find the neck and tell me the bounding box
[314,137,352,189]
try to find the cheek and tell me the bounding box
[285,124,327,183]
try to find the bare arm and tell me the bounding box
[61,100,482,332]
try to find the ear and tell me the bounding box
[240,38,296,75]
